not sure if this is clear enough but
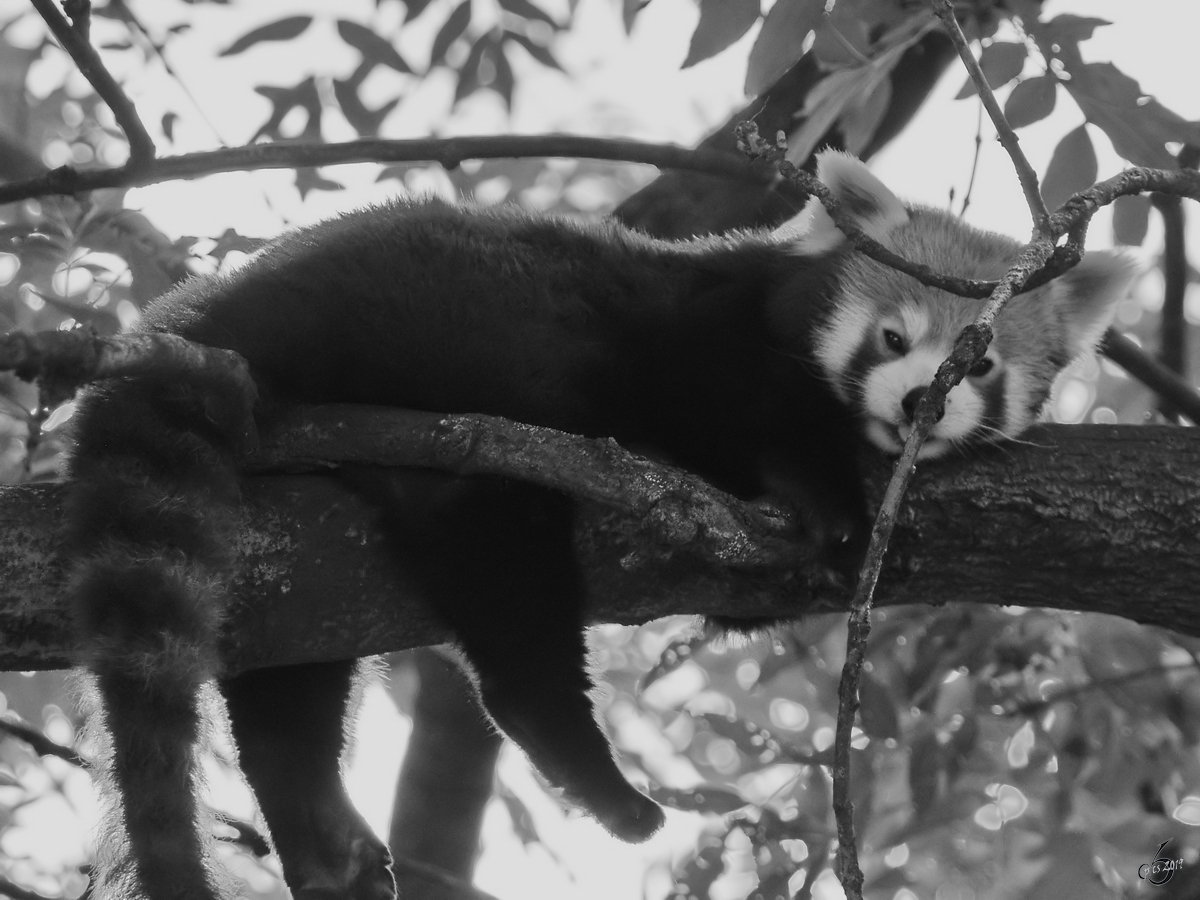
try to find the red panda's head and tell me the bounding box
[773,150,1137,459]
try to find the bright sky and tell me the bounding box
[6,1,1200,898]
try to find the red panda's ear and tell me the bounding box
[774,150,909,254]
[1052,250,1139,358]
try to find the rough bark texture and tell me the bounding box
[7,424,1197,674]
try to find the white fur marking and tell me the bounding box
[861,348,984,453]
[1003,361,1031,435]
[814,300,875,401]
[899,305,930,345]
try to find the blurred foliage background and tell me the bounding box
[2,1,1200,899]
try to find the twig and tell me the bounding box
[1100,330,1200,424]
[930,0,1050,234]
[1002,660,1199,717]
[30,0,155,166]
[959,99,983,217]
[0,135,774,206]
[0,716,86,766]
[1153,193,1187,421]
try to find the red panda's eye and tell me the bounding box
[883,329,905,353]
[968,357,995,377]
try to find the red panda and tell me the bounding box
[61,150,1132,900]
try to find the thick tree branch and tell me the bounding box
[3,424,1199,673]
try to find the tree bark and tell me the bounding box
[6,424,1198,674]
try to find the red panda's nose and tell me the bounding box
[902,387,944,424]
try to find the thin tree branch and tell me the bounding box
[0,716,86,766]
[1100,330,1200,424]
[0,135,774,205]
[930,0,1050,234]
[29,0,155,166]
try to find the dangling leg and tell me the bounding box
[220,661,394,900]
[357,470,663,843]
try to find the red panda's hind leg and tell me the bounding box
[221,661,395,900]
[350,470,665,844]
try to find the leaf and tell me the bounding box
[955,40,1027,99]
[332,78,400,137]
[682,0,760,69]
[785,36,911,165]
[503,31,561,70]
[838,77,891,156]
[1042,125,1097,211]
[1112,194,1151,247]
[672,840,727,899]
[161,112,178,141]
[697,712,791,764]
[497,0,561,30]
[219,16,312,56]
[650,786,747,814]
[336,20,412,73]
[491,42,515,108]
[1003,74,1057,129]
[1037,14,1110,47]
[454,34,507,106]
[858,672,899,739]
[252,78,322,142]
[1063,62,1200,169]
[908,728,942,819]
[744,0,824,96]
[431,0,471,68]
[404,0,437,22]
[294,168,344,200]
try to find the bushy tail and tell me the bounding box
[66,374,249,900]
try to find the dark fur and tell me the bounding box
[65,199,869,900]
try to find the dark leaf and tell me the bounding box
[1042,124,1097,212]
[1037,13,1110,47]
[1003,74,1057,129]
[336,20,412,73]
[161,112,178,141]
[839,77,891,156]
[672,839,727,899]
[497,0,561,30]
[1112,194,1151,247]
[454,35,492,104]
[650,786,747,815]
[491,43,514,108]
[209,229,268,262]
[682,0,760,69]
[908,728,942,819]
[858,673,899,740]
[698,713,783,763]
[404,0,437,21]
[496,787,542,846]
[1064,62,1200,168]
[252,78,322,142]
[294,168,343,199]
[955,40,1027,98]
[431,0,472,67]
[218,16,312,56]
[744,0,824,96]
[332,78,400,137]
[99,41,133,51]
[503,31,562,70]
[622,0,645,34]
